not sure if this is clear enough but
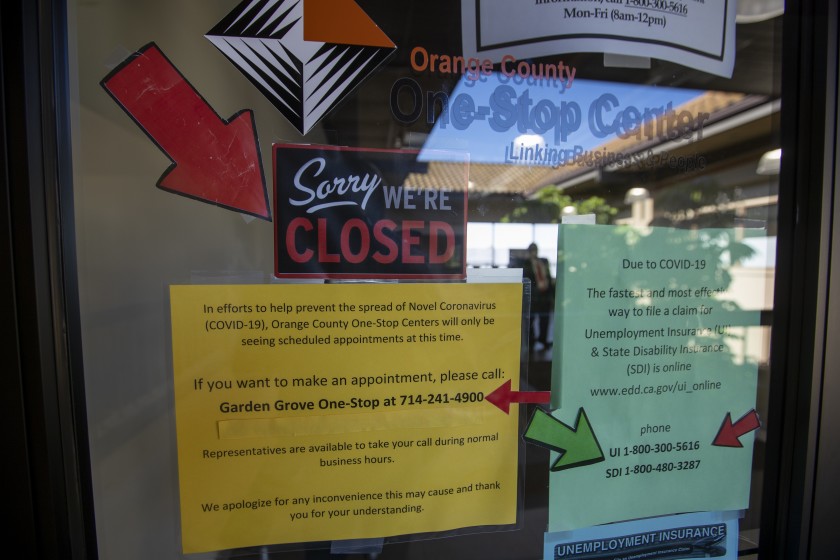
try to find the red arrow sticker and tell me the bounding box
[101,43,270,220]
[485,380,551,414]
[712,409,761,448]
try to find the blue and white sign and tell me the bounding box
[544,511,740,560]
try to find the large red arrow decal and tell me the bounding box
[712,409,761,448]
[101,43,270,220]
[485,380,551,414]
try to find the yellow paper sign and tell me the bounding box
[170,283,522,553]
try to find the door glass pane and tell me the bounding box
[67,1,781,557]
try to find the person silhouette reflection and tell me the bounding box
[522,243,554,352]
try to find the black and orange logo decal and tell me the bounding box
[207,0,396,135]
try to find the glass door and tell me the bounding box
[9,0,827,558]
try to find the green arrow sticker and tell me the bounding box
[524,408,605,472]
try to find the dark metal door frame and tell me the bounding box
[1,0,96,557]
[2,0,839,558]
[760,0,840,558]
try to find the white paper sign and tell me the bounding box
[462,0,736,78]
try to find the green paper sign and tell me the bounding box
[549,225,764,531]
